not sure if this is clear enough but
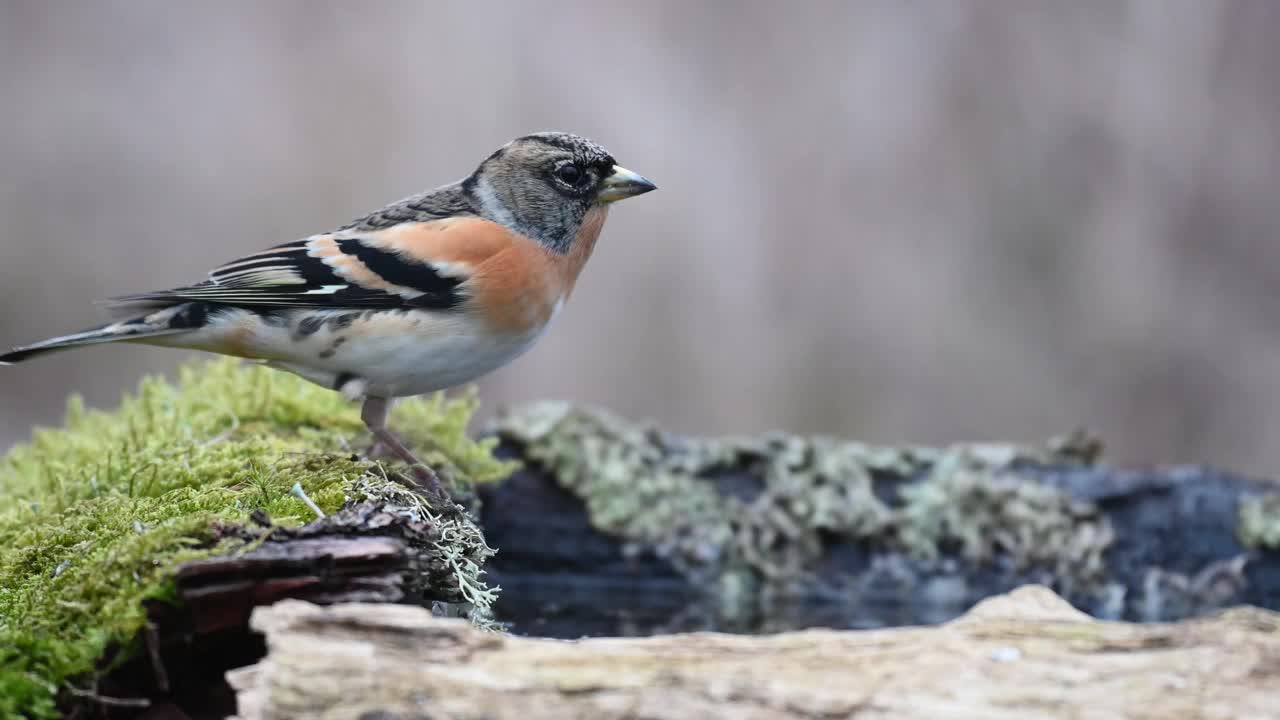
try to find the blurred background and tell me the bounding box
[2,1,1279,474]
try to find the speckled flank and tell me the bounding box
[293,314,326,340]
[317,336,347,360]
[326,312,360,331]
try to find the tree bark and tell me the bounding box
[227,585,1280,720]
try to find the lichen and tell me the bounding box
[496,402,733,576]
[895,450,1112,595]
[1238,492,1280,550]
[0,358,515,720]
[493,403,1112,600]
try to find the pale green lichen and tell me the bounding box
[895,450,1112,596]
[1238,492,1280,550]
[493,403,1111,596]
[497,402,732,574]
[0,358,515,720]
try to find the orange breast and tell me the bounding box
[478,205,610,335]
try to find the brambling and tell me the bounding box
[1,132,656,493]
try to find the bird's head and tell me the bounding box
[464,132,656,252]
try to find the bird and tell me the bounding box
[0,131,656,495]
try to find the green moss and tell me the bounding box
[1238,492,1280,550]
[0,358,515,719]
[494,403,1111,594]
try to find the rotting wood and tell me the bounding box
[176,535,409,635]
[228,585,1280,720]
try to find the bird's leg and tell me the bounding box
[365,439,390,459]
[360,396,445,495]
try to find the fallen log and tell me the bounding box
[227,585,1280,720]
[478,403,1280,636]
[23,393,1280,718]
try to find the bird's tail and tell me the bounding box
[0,304,198,364]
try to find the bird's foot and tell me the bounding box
[405,462,448,500]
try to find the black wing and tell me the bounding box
[107,235,465,311]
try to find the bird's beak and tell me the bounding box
[597,165,657,203]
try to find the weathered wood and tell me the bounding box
[177,536,408,635]
[170,499,482,634]
[227,585,1280,720]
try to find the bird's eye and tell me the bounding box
[554,163,583,185]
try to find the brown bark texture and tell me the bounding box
[228,585,1280,720]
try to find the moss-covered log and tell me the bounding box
[0,360,513,720]
[9,371,1280,718]
[480,403,1280,636]
[226,586,1280,720]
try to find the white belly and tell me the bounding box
[336,313,548,396]
[165,307,554,398]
